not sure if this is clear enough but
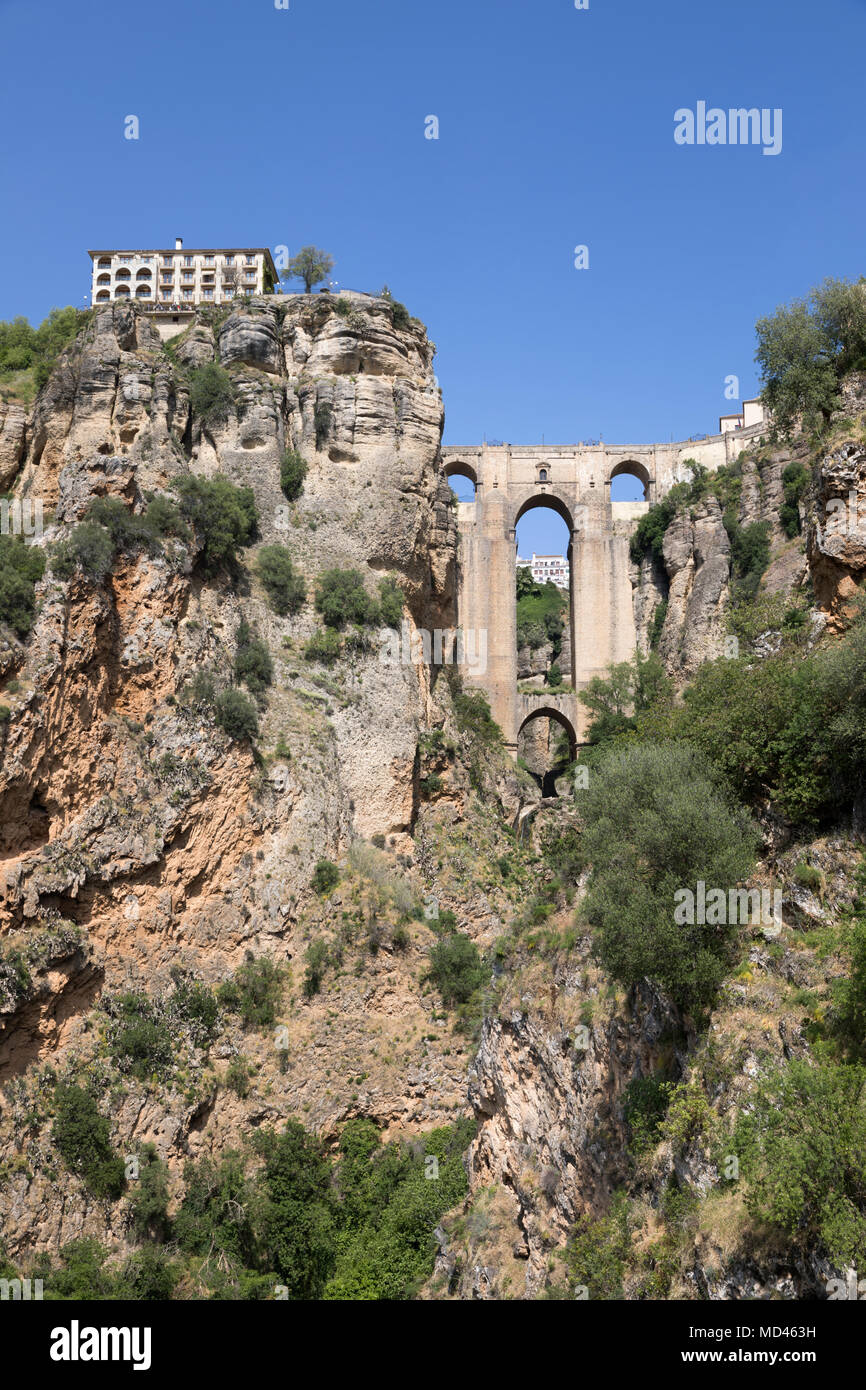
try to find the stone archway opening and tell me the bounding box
[517,707,577,796]
[609,459,652,502]
[444,459,477,503]
[515,496,573,695]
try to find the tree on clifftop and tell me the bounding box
[282,246,335,294]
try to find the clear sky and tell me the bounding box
[2,0,864,550]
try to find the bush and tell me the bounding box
[256,1120,337,1298]
[51,1084,126,1199]
[377,575,404,629]
[218,954,284,1028]
[304,627,342,665]
[107,991,174,1080]
[189,362,237,429]
[280,449,308,501]
[0,306,91,391]
[128,1143,170,1241]
[51,521,114,584]
[725,517,771,602]
[303,938,330,998]
[86,494,187,553]
[226,1056,251,1098]
[171,474,257,573]
[793,861,823,891]
[562,1195,631,1299]
[756,277,866,436]
[314,567,379,629]
[173,1151,259,1269]
[677,615,866,826]
[623,1075,671,1156]
[234,619,273,695]
[734,1060,866,1266]
[649,598,668,650]
[0,534,46,634]
[779,460,810,537]
[311,859,340,895]
[579,742,757,1015]
[256,545,306,616]
[214,687,259,741]
[832,917,866,1061]
[427,929,485,1006]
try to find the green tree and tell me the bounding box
[735,1060,866,1267]
[257,1120,337,1297]
[233,618,273,694]
[579,742,757,1015]
[128,1143,171,1241]
[256,545,306,616]
[171,474,257,573]
[214,687,259,740]
[314,568,379,629]
[218,955,284,1028]
[0,535,46,634]
[311,859,340,895]
[51,1084,126,1199]
[282,247,335,294]
[51,521,114,584]
[755,278,866,437]
[279,449,308,501]
[188,363,237,429]
[579,652,673,747]
[779,460,810,538]
[427,930,485,1007]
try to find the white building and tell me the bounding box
[516,553,569,590]
[88,238,278,310]
[719,398,766,434]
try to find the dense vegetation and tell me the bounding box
[0,534,46,634]
[0,306,92,402]
[516,566,566,662]
[756,276,866,437]
[578,743,757,1015]
[27,1113,472,1300]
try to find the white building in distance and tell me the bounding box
[719,398,766,433]
[516,553,569,590]
[87,238,278,310]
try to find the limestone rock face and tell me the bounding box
[808,440,866,628]
[657,494,731,676]
[464,978,684,1296]
[219,307,281,373]
[20,303,165,505]
[0,401,26,492]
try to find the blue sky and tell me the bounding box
[1,0,864,550]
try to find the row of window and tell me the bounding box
[94,287,257,301]
[96,254,258,268]
[95,271,257,283]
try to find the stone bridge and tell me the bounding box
[442,428,763,755]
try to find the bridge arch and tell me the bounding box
[608,458,653,500]
[517,705,577,795]
[444,458,478,489]
[513,490,575,532]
